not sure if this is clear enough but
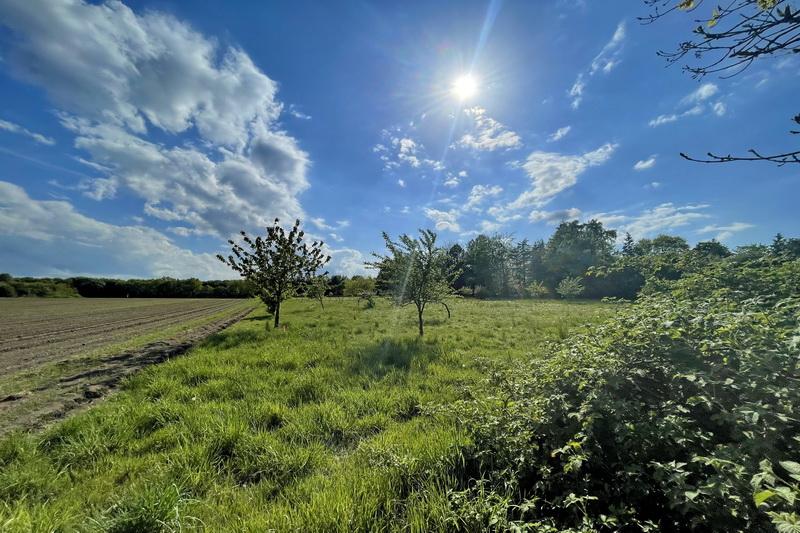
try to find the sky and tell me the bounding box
[0,0,798,279]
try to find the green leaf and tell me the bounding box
[755,489,776,507]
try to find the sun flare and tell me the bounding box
[451,73,478,100]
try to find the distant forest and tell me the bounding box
[2,220,798,300]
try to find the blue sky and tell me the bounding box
[0,0,798,279]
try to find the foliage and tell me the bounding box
[642,0,800,164]
[371,229,458,336]
[218,219,329,328]
[448,251,800,530]
[752,450,800,532]
[555,276,584,299]
[306,276,328,310]
[525,280,549,299]
[343,276,377,308]
[0,274,252,299]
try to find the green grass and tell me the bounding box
[0,297,616,532]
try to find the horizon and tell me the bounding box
[1,0,798,281]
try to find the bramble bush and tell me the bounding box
[445,251,800,531]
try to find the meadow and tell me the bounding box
[0,297,616,531]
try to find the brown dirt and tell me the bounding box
[0,298,255,433]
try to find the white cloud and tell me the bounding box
[569,21,626,109]
[0,181,232,279]
[0,0,308,238]
[633,155,656,171]
[423,208,461,232]
[327,247,368,276]
[465,184,503,210]
[529,207,582,224]
[697,222,754,241]
[456,107,521,151]
[509,143,618,209]
[477,220,502,233]
[328,232,344,242]
[443,175,460,188]
[569,76,586,110]
[681,83,719,106]
[648,104,705,127]
[547,126,572,142]
[649,83,724,127]
[397,178,406,188]
[287,104,312,120]
[310,218,350,231]
[591,203,712,240]
[374,124,444,174]
[645,181,661,189]
[0,118,55,145]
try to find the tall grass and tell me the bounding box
[0,298,615,531]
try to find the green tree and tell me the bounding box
[306,275,328,310]
[343,276,377,307]
[370,229,457,336]
[621,232,636,256]
[217,219,330,328]
[556,276,584,299]
[543,220,616,288]
[693,239,731,258]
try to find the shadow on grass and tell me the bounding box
[347,338,441,378]
[201,328,265,350]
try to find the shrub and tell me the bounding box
[448,253,800,530]
[555,276,583,299]
[524,280,548,299]
[0,282,16,297]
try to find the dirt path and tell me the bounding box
[0,299,256,433]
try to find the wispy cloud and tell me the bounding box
[697,222,754,241]
[590,203,712,240]
[633,155,656,171]
[0,118,55,145]
[465,184,503,211]
[547,126,571,142]
[649,83,726,127]
[569,21,626,109]
[455,107,521,151]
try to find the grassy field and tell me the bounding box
[0,297,616,532]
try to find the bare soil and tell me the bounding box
[0,298,256,433]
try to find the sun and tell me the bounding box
[451,73,478,100]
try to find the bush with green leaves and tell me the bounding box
[447,252,800,530]
[555,276,583,299]
[525,280,549,299]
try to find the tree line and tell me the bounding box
[380,222,800,301]
[0,274,253,299]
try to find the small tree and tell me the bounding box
[306,275,328,310]
[556,276,584,299]
[217,219,330,328]
[370,229,457,336]
[525,280,549,299]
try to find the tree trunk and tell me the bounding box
[417,305,424,336]
[274,301,281,328]
[441,301,450,319]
